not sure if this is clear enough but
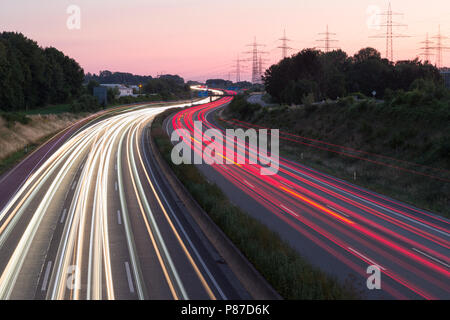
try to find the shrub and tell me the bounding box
[1,112,31,127]
[227,95,262,121]
[70,94,101,113]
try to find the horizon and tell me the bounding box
[1,0,449,82]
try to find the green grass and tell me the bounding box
[151,109,360,300]
[21,104,71,115]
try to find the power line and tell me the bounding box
[431,25,449,68]
[244,37,267,84]
[258,54,270,82]
[315,25,339,53]
[370,2,408,62]
[278,29,292,60]
[231,54,247,83]
[419,33,434,63]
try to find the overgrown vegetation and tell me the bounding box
[0,114,84,175]
[223,86,450,217]
[70,94,101,113]
[152,109,360,299]
[142,75,191,101]
[85,70,153,86]
[0,135,45,176]
[0,32,84,111]
[0,33,193,115]
[0,112,31,127]
[83,73,192,113]
[264,47,442,104]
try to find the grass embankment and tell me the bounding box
[22,104,72,115]
[151,109,359,300]
[0,112,85,176]
[221,94,450,218]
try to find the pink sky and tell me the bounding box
[1,0,449,82]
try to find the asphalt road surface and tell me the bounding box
[165,96,450,300]
[0,101,249,300]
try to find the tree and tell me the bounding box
[347,48,394,97]
[0,32,85,111]
[70,94,100,112]
[394,59,441,91]
[263,46,442,105]
[107,87,120,102]
[87,79,100,95]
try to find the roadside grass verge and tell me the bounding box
[0,132,56,177]
[21,103,71,115]
[151,109,360,300]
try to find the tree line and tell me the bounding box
[263,47,443,104]
[0,32,84,111]
[85,70,153,86]
[81,73,192,113]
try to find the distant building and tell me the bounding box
[93,87,108,105]
[440,70,450,89]
[100,84,134,97]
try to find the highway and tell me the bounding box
[0,101,249,300]
[165,95,450,300]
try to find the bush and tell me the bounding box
[70,94,101,113]
[226,95,261,121]
[302,92,315,106]
[1,112,32,127]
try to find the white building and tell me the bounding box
[100,84,134,97]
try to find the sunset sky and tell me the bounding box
[1,0,449,82]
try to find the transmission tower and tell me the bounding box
[419,33,434,63]
[245,37,267,84]
[231,54,247,83]
[431,25,449,69]
[370,2,408,61]
[258,54,270,82]
[278,29,292,60]
[316,25,338,53]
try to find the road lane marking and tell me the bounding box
[142,126,223,300]
[279,180,292,187]
[412,248,450,268]
[280,185,354,225]
[243,180,255,188]
[117,129,146,300]
[348,247,386,270]
[282,164,450,238]
[280,204,299,217]
[326,205,350,218]
[60,208,67,223]
[124,262,135,293]
[117,210,122,225]
[128,126,184,300]
[41,261,52,291]
[71,180,77,190]
[115,181,118,192]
